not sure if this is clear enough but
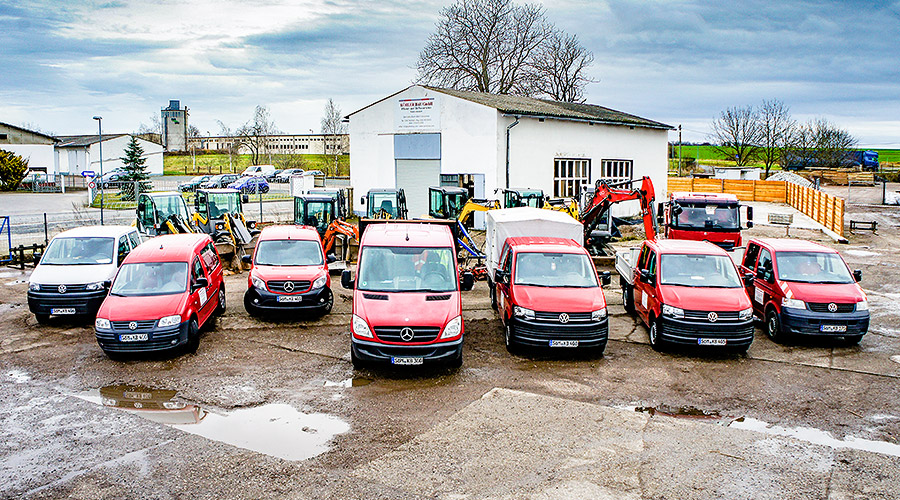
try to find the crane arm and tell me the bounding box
[580,176,657,242]
[457,199,500,225]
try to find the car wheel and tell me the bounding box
[185,318,200,354]
[621,280,635,313]
[351,346,366,370]
[35,314,50,325]
[243,290,259,317]
[649,317,664,352]
[447,352,463,369]
[319,289,334,316]
[488,282,497,310]
[215,285,226,315]
[504,322,518,354]
[765,308,785,343]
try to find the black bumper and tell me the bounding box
[351,337,463,365]
[659,315,754,347]
[28,290,107,317]
[780,308,870,337]
[95,321,189,353]
[244,286,332,313]
[508,316,609,348]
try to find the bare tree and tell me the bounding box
[710,106,762,167]
[216,120,238,173]
[237,105,277,166]
[756,99,794,178]
[531,31,595,102]
[321,98,346,176]
[137,115,162,144]
[783,118,858,169]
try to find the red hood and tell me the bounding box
[354,291,460,328]
[99,293,186,321]
[659,285,751,311]
[251,264,326,282]
[511,286,606,312]
[782,281,865,303]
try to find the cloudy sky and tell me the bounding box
[1,0,898,146]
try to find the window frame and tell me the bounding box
[553,158,591,198]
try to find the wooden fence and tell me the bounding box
[667,177,845,236]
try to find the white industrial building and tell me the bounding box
[0,122,58,173]
[55,134,164,176]
[347,85,673,221]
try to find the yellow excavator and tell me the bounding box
[499,188,579,220]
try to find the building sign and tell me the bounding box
[395,97,440,132]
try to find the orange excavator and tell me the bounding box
[580,176,657,255]
[323,219,359,256]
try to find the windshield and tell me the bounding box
[357,246,455,292]
[207,193,241,219]
[673,203,740,230]
[660,254,742,288]
[42,237,114,265]
[190,176,205,182]
[155,196,189,220]
[255,239,324,266]
[521,191,543,208]
[776,251,853,284]
[514,252,598,287]
[110,262,188,296]
[369,193,399,217]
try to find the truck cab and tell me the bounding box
[137,192,193,236]
[495,237,611,353]
[739,238,869,345]
[617,239,754,352]
[659,192,752,250]
[341,223,474,368]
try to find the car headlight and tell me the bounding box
[312,274,327,289]
[28,282,40,291]
[85,281,106,291]
[662,304,684,318]
[591,308,608,321]
[739,307,753,320]
[440,315,463,339]
[95,318,111,329]
[856,300,868,311]
[352,315,373,338]
[782,298,806,310]
[158,315,181,327]
[513,306,535,320]
[251,275,266,290]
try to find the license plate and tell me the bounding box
[549,340,579,347]
[51,308,76,315]
[821,325,847,333]
[119,333,148,342]
[277,295,303,303]
[698,338,727,346]
[391,356,423,365]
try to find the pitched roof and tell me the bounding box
[0,121,58,142]
[55,134,128,147]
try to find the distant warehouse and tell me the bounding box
[346,85,673,220]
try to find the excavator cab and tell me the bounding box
[193,188,259,260]
[136,192,193,236]
[362,188,408,219]
[308,188,350,220]
[428,186,470,219]
[500,188,544,209]
[294,194,338,238]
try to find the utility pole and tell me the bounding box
[93,116,104,225]
[678,125,683,176]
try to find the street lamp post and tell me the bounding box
[93,116,104,225]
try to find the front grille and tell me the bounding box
[112,320,157,331]
[96,329,182,351]
[808,302,855,313]
[374,326,441,343]
[267,280,311,294]
[513,322,607,341]
[36,284,88,292]
[362,293,389,300]
[426,294,451,301]
[662,319,753,338]
[683,310,741,321]
[534,311,593,322]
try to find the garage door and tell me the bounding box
[396,159,441,218]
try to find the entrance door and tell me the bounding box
[395,159,441,219]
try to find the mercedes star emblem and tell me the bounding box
[559,313,570,324]
[129,321,138,330]
[707,312,718,322]
[58,284,66,293]
[400,327,415,342]
[283,281,295,293]
[828,303,838,312]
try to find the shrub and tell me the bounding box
[0,149,29,191]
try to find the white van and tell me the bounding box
[27,226,141,323]
[240,164,277,177]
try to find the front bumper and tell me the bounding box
[351,336,463,365]
[28,290,107,317]
[659,315,754,347]
[244,286,332,312]
[780,307,870,337]
[95,321,189,353]
[508,316,609,348]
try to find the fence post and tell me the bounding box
[43,213,48,245]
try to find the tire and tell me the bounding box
[350,347,366,370]
[765,308,786,343]
[621,279,635,313]
[35,314,50,325]
[185,318,200,354]
[489,280,497,311]
[215,285,226,315]
[319,289,334,316]
[447,353,463,368]
[649,317,664,352]
[243,290,259,317]
[504,322,518,354]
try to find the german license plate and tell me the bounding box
[698,338,727,346]
[277,295,303,303]
[51,308,76,315]
[549,340,579,347]
[119,333,148,342]
[391,356,423,366]
[821,325,847,333]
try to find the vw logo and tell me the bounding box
[129,321,138,330]
[559,313,570,324]
[707,312,718,322]
[828,303,838,312]
[58,284,66,293]
[399,327,415,342]
[283,281,295,293]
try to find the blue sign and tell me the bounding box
[81,170,96,178]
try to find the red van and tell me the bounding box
[242,225,333,316]
[341,222,473,368]
[494,237,611,353]
[740,238,869,344]
[94,234,225,358]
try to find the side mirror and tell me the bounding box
[341,269,354,289]
[103,280,112,288]
[460,272,474,291]
[746,206,754,221]
[672,204,683,216]
[853,269,862,282]
[241,255,252,264]
[193,277,208,290]
[746,221,754,229]
[360,196,366,205]
[742,273,754,287]
[599,271,611,286]
[242,194,250,203]
[495,270,507,284]
[326,253,337,264]
[640,269,656,286]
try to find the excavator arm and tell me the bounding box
[323,219,360,256]
[580,176,657,245]
[543,197,579,220]
[457,199,500,225]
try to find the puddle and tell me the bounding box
[618,404,724,421]
[5,279,28,286]
[891,355,900,365]
[729,417,900,458]
[75,384,349,461]
[845,250,880,258]
[6,369,31,383]
[323,377,373,388]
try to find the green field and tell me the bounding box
[669,146,899,173]
[164,153,349,176]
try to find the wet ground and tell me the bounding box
[2,197,900,498]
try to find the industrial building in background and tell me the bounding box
[161,100,189,152]
[187,133,349,156]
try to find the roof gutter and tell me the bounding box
[500,113,674,131]
[505,116,520,189]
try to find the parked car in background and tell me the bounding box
[202,173,240,189]
[227,176,269,194]
[98,168,126,188]
[242,225,333,317]
[178,175,211,192]
[94,233,225,358]
[240,164,277,177]
[265,169,283,182]
[275,168,305,183]
[740,238,869,345]
[28,226,141,323]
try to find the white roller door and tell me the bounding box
[396,159,440,218]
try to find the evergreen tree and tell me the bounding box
[118,136,152,200]
[0,149,29,191]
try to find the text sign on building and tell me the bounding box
[395,97,440,132]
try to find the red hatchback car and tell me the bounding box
[94,234,225,358]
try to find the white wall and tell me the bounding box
[3,144,57,173]
[85,136,164,176]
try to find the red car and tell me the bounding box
[740,238,869,344]
[242,225,333,316]
[94,234,225,358]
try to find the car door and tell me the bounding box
[753,247,778,311]
[497,246,513,323]
[633,245,652,322]
[116,234,133,267]
[740,242,762,314]
[190,255,215,325]
[200,242,223,303]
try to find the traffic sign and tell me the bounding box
[81,170,96,178]
[88,181,96,189]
